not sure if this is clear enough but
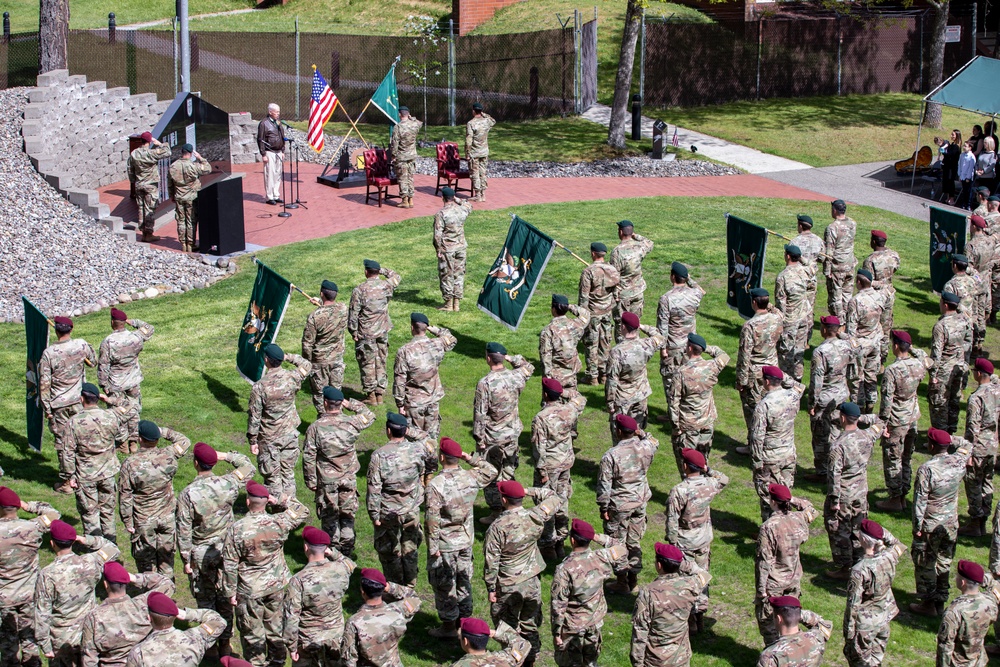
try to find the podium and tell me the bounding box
[196,175,245,256]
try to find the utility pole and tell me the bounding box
[179,0,191,92]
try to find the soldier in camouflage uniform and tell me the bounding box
[665,448,729,630]
[98,309,153,452]
[302,280,348,415]
[342,569,420,667]
[735,289,783,444]
[433,187,472,311]
[789,214,827,343]
[823,199,858,318]
[846,269,887,412]
[775,245,815,383]
[609,221,654,339]
[483,482,563,667]
[127,132,171,243]
[390,107,422,208]
[823,403,884,580]
[598,414,660,594]
[959,357,1000,537]
[944,253,989,360]
[757,597,832,667]
[748,367,806,522]
[842,519,906,667]
[80,562,175,667]
[966,215,995,326]
[452,618,530,667]
[630,543,712,667]
[861,230,900,366]
[65,383,123,540]
[466,103,496,201]
[550,519,627,667]
[539,295,590,396]
[348,259,402,404]
[246,343,312,501]
[531,378,586,561]
[283,526,356,667]
[605,312,666,441]
[929,292,973,433]
[392,313,457,441]
[804,315,853,483]
[987,197,1000,320]
[222,482,309,667]
[124,592,226,667]
[35,520,120,667]
[425,437,498,638]
[39,315,96,494]
[176,442,255,657]
[754,485,819,646]
[474,342,535,521]
[655,261,705,423]
[973,187,991,218]
[668,334,728,474]
[875,330,932,512]
[302,387,376,556]
[579,242,621,385]
[167,144,212,252]
[120,420,191,577]
[937,560,1000,667]
[909,428,972,617]
[0,487,59,667]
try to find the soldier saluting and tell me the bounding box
[466,102,496,202]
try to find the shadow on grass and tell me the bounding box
[713,509,759,560]
[394,288,442,310]
[891,585,947,631]
[800,552,850,596]
[0,423,60,486]
[692,624,762,667]
[200,371,245,414]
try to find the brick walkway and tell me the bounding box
[97,161,830,251]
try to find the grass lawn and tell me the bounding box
[663,93,992,168]
[0,195,990,666]
[2,0,245,31]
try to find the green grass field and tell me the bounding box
[0,195,987,666]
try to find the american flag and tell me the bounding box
[307,69,338,152]
[671,127,679,147]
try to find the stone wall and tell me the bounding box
[453,0,525,34]
[229,112,260,164]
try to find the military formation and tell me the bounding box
[9,192,1000,667]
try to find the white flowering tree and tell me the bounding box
[402,15,446,136]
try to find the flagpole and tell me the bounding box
[553,241,590,266]
[328,99,374,161]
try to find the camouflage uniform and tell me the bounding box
[825,415,884,569]
[823,215,858,318]
[757,609,832,667]
[466,112,496,197]
[750,382,807,521]
[39,337,96,482]
[433,199,472,303]
[669,346,729,474]
[597,432,660,574]
[119,428,191,577]
[484,487,563,663]
[176,452,255,649]
[754,497,819,646]
[610,233,654,336]
[167,154,211,250]
[79,573,174,667]
[392,325,458,440]
[426,457,498,623]
[341,582,421,667]
[302,302,349,415]
[912,438,972,605]
[578,259,621,382]
[656,277,705,415]
[944,269,989,359]
[222,498,310,667]
[842,529,906,667]
[390,116,422,199]
[605,325,667,439]
[665,469,729,613]
[539,305,591,394]
[531,393,587,549]
[127,143,171,235]
[348,267,402,397]
[283,551,356,667]
[0,501,59,667]
[789,230,826,341]
[98,318,154,446]
[929,311,973,432]
[630,559,712,667]
[124,608,226,667]
[937,581,1000,667]
[861,247,901,364]
[808,336,853,477]
[775,262,815,382]
[450,621,529,667]
[302,400,376,555]
[66,403,124,539]
[845,284,887,408]
[246,353,312,500]
[965,374,1000,522]
[736,305,783,435]
[879,349,932,500]
[35,535,120,667]
[965,232,995,324]
[474,355,535,511]
[550,534,628,667]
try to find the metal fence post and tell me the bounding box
[919,12,924,93]
[756,19,762,100]
[639,9,645,106]
[571,10,579,114]
[173,17,179,94]
[837,16,843,96]
[294,17,300,120]
[108,12,116,44]
[448,19,456,127]
[3,12,10,44]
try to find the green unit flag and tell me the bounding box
[929,206,967,295]
[726,214,769,320]
[478,215,555,331]
[370,63,400,125]
[237,259,292,382]
[22,297,49,452]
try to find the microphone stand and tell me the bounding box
[288,136,307,210]
[278,136,293,218]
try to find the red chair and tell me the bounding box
[364,148,399,207]
[435,142,472,195]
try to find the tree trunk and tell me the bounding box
[607,0,642,149]
[39,0,70,73]
[923,0,949,129]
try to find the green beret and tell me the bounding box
[486,342,507,355]
[942,291,961,305]
[784,244,802,258]
[180,143,194,153]
[138,420,160,441]
[856,268,873,282]
[687,333,706,350]
[796,214,813,226]
[81,382,100,397]
[750,287,769,298]
[411,312,429,325]
[322,386,344,402]
[977,187,990,194]
[617,220,634,229]
[363,259,380,271]
[264,344,284,362]
[839,401,861,417]
[832,199,847,211]
[551,294,569,307]
[399,106,409,113]
[321,279,338,292]
[989,196,1000,203]
[441,186,455,199]
[472,102,483,111]
[591,242,607,253]
[671,261,688,278]
[951,254,969,264]
[386,412,408,427]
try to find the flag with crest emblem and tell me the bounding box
[237,259,292,382]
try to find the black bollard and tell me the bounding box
[108,12,116,44]
[3,12,10,45]
[631,94,642,141]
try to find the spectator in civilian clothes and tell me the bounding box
[977,136,997,195]
[959,141,978,210]
[936,130,962,206]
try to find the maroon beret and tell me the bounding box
[50,519,77,542]
[762,365,783,380]
[103,561,131,584]
[768,484,792,502]
[860,518,884,540]
[110,308,127,321]
[497,480,525,499]
[680,448,706,470]
[360,568,387,585]
[621,312,640,330]
[53,316,73,327]
[654,542,684,563]
[302,526,331,546]
[928,428,952,446]
[769,595,801,609]
[958,559,985,584]
[541,377,564,395]
[440,437,464,458]
[193,442,218,467]
[220,657,254,667]
[147,591,179,616]
[140,131,154,143]
[975,358,995,375]
[890,330,911,345]
[614,414,638,432]
[0,486,20,508]
[246,481,269,498]
[820,315,841,326]
[571,518,595,541]
[459,617,491,636]
[971,215,988,229]
[871,230,887,240]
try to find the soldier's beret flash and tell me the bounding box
[616,220,634,229]
[322,386,344,402]
[53,316,73,327]
[761,365,783,380]
[769,595,801,609]
[590,242,607,253]
[441,186,455,199]
[246,481,270,498]
[654,542,683,563]
[541,377,564,396]
[497,480,525,499]
[671,261,688,278]
[838,402,861,417]
[687,333,706,350]
[147,591,179,616]
[472,102,484,111]
[410,312,429,325]
[783,244,801,258]
[50,519,77,542]
[264,344,284,362]
[831,199,847,210]
[321,279,338,292]
[928,428,952,445]
[942,291,962,305]
[796,214,813,226]
[768,483,792,502]
[860,518,884,540]
[486,342,507,355]
[614,414,638,432]
[138,420,160,441]
[820,315,841,326]
[386,412,408,427]
[551,294,569,307]
[81,382,100,397]
[111,308,127,321]
[681,448,707,470]
[361,568,387,585]
[958,559,985,584]
[971,215,988,229]
[303,526,331,546]
[0,486,20,507]
[363,259,380,271]
[193,442,218,467]
[440,437,464,458]
[951,254,969,264]
[571,518,595,541]
[975,358,995,375]
[460,618,491,636]
[181,143,194,153]
[856,268,873,282]
[749,288,769,299]
[621,312,640,330]
[871,229,887,240]
[220,657,253,667]
[104,562,131,584]
[890,330,911,344]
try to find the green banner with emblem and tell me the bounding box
[478,215,555,331]
[929,206,967,295]
[369,62,400,125]
[237,259,292,382]
[726,214,769,319]
[23,297,49,452]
